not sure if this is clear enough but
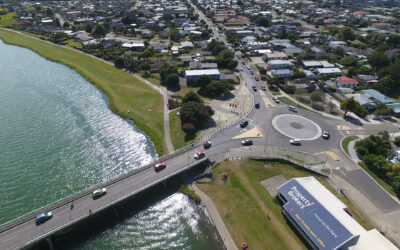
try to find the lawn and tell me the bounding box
[342,136,358,156]
[0,29,167,155]
[169,109,199,150]
[197,160,373,249]
[65,39,83,49]
[0,12,17,27]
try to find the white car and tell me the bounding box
[290,139,301,145]
[288,106,298,112]
[322,131,329,139]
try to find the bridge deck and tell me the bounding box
[0,147,206,250]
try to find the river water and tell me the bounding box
[0,40,220,249]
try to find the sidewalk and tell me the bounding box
[192,184,238,250]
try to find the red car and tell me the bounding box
[154,162,166,171]
[194,151,205,160]
[255,76,259,81]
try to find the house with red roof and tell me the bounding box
[336,76,359,89]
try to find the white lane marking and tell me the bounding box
[335,167,347,176]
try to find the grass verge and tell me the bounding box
[358,162,397,197]
[169,109,200,150]
[0,12,17,27]
[342,136,358,156]
[179,185,201,203]
[279,96,314,113]
[197,160,374,249]
[0,28,166,155]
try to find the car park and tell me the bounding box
[288,106,298,112]
[203,141,212,149]
[36,211,53,225]
[241,139,253,146]
[261,85,266,91]
[92,188,107,198]
[322,131,330,139]
[154,162,166,171]
[194,151,205,160]
[240,120,249,128]
[290,139,301,145]
[252,86,257,91]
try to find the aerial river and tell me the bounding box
[0,40,220,249]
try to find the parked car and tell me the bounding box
[154,162,166,171]
[203,141,212,149]
[272,97,280,104]
[288,106,298,112]
[290,139,301,145]
[240,120,249,128]
[250,70,254,75]
[252,86,257,91]
[261,85,266,91]
[246,65,251,70]
[241,139,253,146]
[255,76,259,81]
[255,102,260,109]
[194,151,205,160]
[92,188,107,198]
[322,131,330,139]
[36,211,53,225]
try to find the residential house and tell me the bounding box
[356,75,379,85]
[336,76,359,89]
[315,68,341,76]
[271,69,293,78]
[268,60,293,70]
[362,89,394,104]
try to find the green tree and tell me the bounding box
[340,97,358,116]
[141,62,151,72]
[182,91,203,104]
[165,73,179,87]
[180,102,214,129]
[169,28,180,42]
[373,76,395,94]
[114,56,124,69]
[341,56,358,67]
[310,91,323,103]
[374,103,394,117]
[85,24,92,33]
[338,27,356,41]
[207,39,226,55]
[205,81,234,96]
[195,75,211,87]
[394,137,400,147]
[368,51,390,70]
[92,24,106,38]
[159,63,178,84]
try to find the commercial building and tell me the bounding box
[277,177,397,250]
[185,69,220,84]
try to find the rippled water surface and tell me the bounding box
[0,41,220,249]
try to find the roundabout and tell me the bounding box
[272,114,322,140]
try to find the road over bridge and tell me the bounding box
[0,146,208,250]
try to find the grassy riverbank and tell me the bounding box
[0,28,166,155]
[197,160,373,249]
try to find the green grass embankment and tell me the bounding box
[0,12,17,27]
[169,109,200,150]
[0,28,166,155]
[197,160,373,249]
[342,136,358,156]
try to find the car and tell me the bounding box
[92,188,107,198]
[240,120,249,128]
[261,85,266,91]
[194,151,205,160]
[154,162,166,171]
[255,76,259,81]
[273,97,280,104]
[246,65,251,70]
[255,102,260,109]
[322,131,330,139]
[203,141,212,149]
[240,68,243,71]
[241,139,253,146]
[290,139,301,145]
[252,86,257,91]
[36,211,52,225]
[250,70,254,75]
[242,61,245,65]
[288,106,298,112]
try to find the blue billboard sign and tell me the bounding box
[278,179,354,250]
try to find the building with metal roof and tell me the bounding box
[277,176,397,250]
[185,69,220,84]
[362,89,394,104]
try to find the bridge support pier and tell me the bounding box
[45,236,54,250]
[112,206,119,219]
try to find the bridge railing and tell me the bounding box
[0,144,195,233]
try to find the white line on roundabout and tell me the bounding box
[272,114,322,141]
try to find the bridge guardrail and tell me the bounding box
[0,143,195,233]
